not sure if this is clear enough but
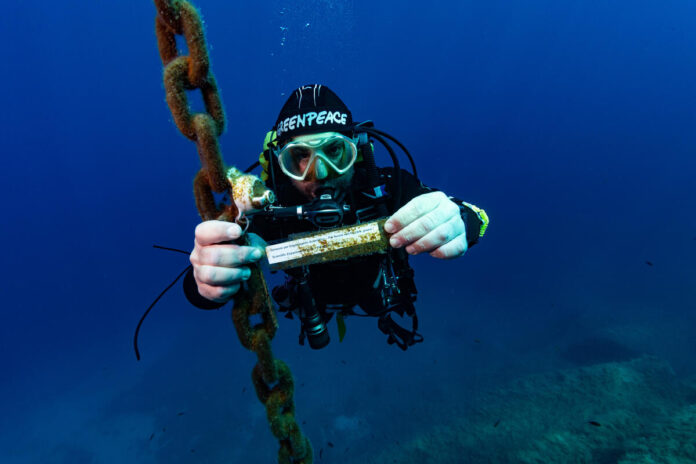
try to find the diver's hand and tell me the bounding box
[384,191,467,259]
[190,221,267,303]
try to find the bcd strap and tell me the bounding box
[377,313,423,351]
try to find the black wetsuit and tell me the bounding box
[183,167,484,311]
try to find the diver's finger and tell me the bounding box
[384,191,446,234]
[194,264,251,287]
[428,234,468,260]
[194,244,262,267]
[195,220,243,246]
[405,215,465,255]
[197,281,241,303]
[389,198,458,248]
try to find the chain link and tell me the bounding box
[153,2,313,462]
[154,0,228,219]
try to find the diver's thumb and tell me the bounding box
[247,232,268,257]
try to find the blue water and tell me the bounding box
[2,1,695,462]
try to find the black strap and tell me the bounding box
[244,160,261,173]
[377,313,423,351]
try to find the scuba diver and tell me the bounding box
[183,84,489,350]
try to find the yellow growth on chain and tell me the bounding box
[152,1,313,462]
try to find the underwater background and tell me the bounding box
[2,0,696,462]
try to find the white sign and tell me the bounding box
[266,222,381,266]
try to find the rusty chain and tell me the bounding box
[154,0,229,220]
[153,1,313,462]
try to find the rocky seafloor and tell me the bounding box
[356,356,696,464]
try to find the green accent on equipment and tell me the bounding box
[337,313,346,342]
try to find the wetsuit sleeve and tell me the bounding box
[384,168,489,248]
[183,266,227,310]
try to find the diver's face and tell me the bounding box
[285,132,355,199]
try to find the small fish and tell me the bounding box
[588,421,601,427]
[645,261,653,266]
[302,421,306,425]
[177,412,185,416]
[242,387,246,393]
[190,449,195,453]
[162,427,166,432]
[319,448,323,459]
[474,339,481,344]
[327,442,334,448]
[340,360,347,365]
[494,419,501,427]
[149,433,155,441]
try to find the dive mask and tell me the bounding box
[275,133,358,181]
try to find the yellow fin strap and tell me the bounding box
[258,131,277,182]
[461,201,489,237]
